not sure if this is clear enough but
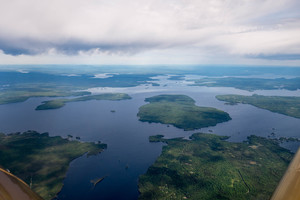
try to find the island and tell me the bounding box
[137,94,231,130]
[36,93,132,110]
[191,77,300,91]
[0,130,107,200]
[216,94,300,119]
[138,133,293,200]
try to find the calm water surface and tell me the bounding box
[0,76,300,200]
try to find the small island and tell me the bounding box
[216,94,300,119]
[0,130,107,200]
[139,133,293,200]
[36,93,132,110]
[137,94,231,130]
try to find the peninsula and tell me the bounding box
[216,94,300,119]
[139,133,293,200]
[0,131,107,200]
[191,77,300,91]
[36,93,132,110]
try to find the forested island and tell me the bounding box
[137,95,231,130]
[0,131,107,200]
[139,133,293,200]
[216,94,300,119]
[36,93,132,110]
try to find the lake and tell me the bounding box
[0,75,300,199]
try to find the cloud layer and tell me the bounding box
[0,0,300,64]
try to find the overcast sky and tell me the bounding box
[0,0,299,65]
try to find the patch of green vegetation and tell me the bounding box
[192,77,300,91]
[137,95,231,130]
[0,131,107,200]
[139,133,293,200]
[36,93,132,110]
[216,94,300,119]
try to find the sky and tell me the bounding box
[0,0,300,66]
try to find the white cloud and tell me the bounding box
[0,0,299,64]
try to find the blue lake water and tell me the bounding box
[0,76,300,199]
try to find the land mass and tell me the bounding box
[137,94,231,130]
[192,77,300,91]
[139,133,293,200]
[216,94,300,119]
[0,130,107,200]
[0,71,155,105]
[36,93,132,110]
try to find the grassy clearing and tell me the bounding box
[137,95,231,130]
[36,93,132,110]
[0,131,107,200]
[216,94,300,119]
[139,133,293,200]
